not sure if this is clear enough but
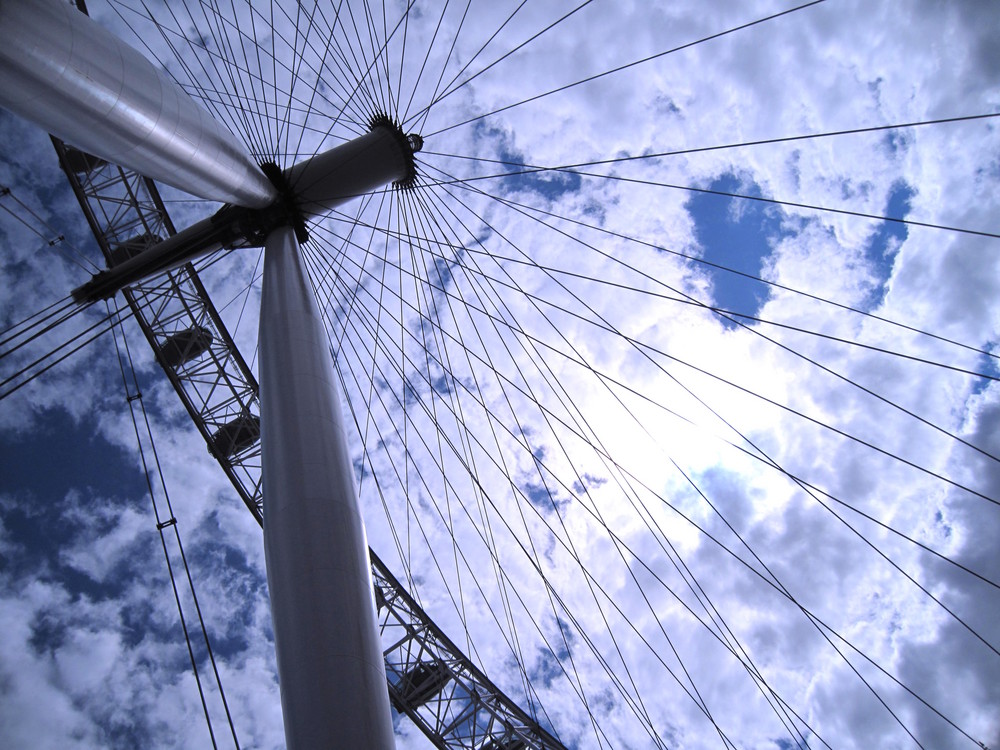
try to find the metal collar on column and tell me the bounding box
[70,114,423,304]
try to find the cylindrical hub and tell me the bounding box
[286,126,412,217]
[259,226,396,749]
[0,0,276,207]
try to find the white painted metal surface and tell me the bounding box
[286,126,410,217]
[259,225,397,750]
[0,0,276,207]
[71,127,413,301]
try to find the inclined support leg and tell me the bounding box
[0,0,275,207]
[259,225,396,750]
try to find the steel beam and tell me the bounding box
[0,0,276,207]
[259,225,396,749]
[69,122,415,304]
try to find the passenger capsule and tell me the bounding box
[209,413,260,458]
[394,661,451,709]
[158,325,213,368]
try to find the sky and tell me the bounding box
[2,0,1000,748]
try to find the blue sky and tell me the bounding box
[687,172,916,323]
[687,171,787,326]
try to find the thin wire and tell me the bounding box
[304,226,659,745]
[426,162,1000,241]
[407,0,599,129]
[0,188,99,273]
[420,0,828,136]
[107,303,220,750]
[312,217,764,748]
[423,162,1000,507]
[0,308,123,400]
[426,111,1000,173]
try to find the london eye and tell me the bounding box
[1,1,998,748]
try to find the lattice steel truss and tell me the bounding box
[52,137,264,520]
[375,559,562,749]
[51,135,565,749]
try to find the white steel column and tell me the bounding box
[259,225,396,750]
[0,0,275,208]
